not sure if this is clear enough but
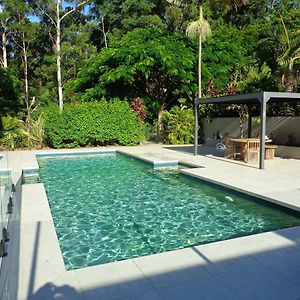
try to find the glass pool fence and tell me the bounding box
[0,151,13,259]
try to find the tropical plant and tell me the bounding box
[162,99,194,144]
[185,3,211,99]
[259,15,300,92]
[233,62,275,93]
[0,116,28,149]
[27,114,45,149]
[131,97,147,123]
[277,17,300,92]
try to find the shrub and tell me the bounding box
[44,100,144,149]
[28,114,45,149]
[0,116,28,150]
[162,99,194,145]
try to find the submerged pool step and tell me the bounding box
[22,168,40,185]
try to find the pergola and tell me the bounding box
[194,92,300,169]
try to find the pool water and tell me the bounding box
[38,154,300,270]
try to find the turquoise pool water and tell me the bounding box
[38,154,300,270]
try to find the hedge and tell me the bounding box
[44,100,144,148]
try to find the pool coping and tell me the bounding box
[179,169,300,213]
[13,148,300,299]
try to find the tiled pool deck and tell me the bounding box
[1,145,300,299]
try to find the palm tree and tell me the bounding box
[277,16,300,92]
[166,0,249,99]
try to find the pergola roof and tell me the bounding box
[194,92,300,169]
[196,91,300,105]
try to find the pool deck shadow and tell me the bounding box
[24,223,300,300]
[1,145,300,299]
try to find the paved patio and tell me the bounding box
[1,145,300,300]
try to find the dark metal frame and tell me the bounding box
[194,92,300,169]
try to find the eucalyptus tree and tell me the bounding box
[8,1,36,120]
[0,2,9,68]
[166,0,249,99]
[29,0,91,112]
[0,0,19,68]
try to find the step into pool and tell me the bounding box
[38,153,300,270]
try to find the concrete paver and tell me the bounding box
[156,276,240,300]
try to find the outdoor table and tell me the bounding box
[226,138,276,161]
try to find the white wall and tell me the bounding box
[203,117,300,147]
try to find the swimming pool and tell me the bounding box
[38,153,300,270]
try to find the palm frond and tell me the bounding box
[186,18,211,40]
[165,0,186,7]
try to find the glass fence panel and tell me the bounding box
[0,151,10,244]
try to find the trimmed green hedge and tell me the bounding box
[44,101,144,148]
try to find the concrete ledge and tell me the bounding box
[0,168,12,175]
[276,145,300,159]
[22,168,39,174]
[117,150,179,169]
[36,149,116,158]
[180,169,300,213]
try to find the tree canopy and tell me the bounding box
[0,0,299,120]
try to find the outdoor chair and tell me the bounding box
[245,140,260,163]
[217,136,241,160]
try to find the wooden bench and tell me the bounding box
[265,145,277,160]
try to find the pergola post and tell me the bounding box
[259,96,267,169]
[247,105,252,138]
[194,99,198,155]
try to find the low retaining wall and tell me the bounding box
[203,117,300,147]
[275,146,300,159]
[203,117,300,159]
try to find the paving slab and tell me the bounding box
[157,276,240,300]
[215,264,300,300]
[133,248,210,289]
[75,261,155,300]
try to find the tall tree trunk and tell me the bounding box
[2,31,8,68]
[57,0,64,113]
[22,33,30,126]
[157,103,165,137]
[101,16,108,49]
[198,5,203,99]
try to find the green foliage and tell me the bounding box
[2,0,300,149]
[202,22,250,92]
[61,23,97,87]
[144,122,158,141]
[93,0,165,42]
[28,114,45,149]
[70,28,197,120]
[0,68,22,115]
[0,116,28,149]
[162,99,194,144]
[43,100,144,149]
[234,62,276,93]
